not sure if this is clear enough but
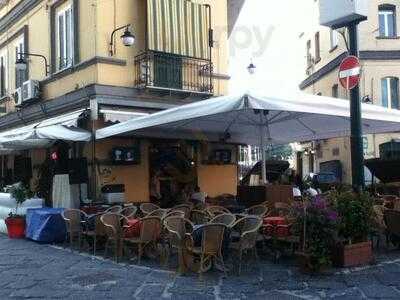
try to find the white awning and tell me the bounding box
[100,109,150,123]
[0,109,91,150]
[95,91,400,145]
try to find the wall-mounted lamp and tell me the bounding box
[16,52,50,77]
[109,24,135,56]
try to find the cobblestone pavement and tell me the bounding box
[2,235,400,299]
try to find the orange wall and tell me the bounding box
[197,164,238,197]
[95,139,150,203]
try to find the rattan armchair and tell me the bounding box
[84,212,107,256]
[384,209,400,248]
[100,213,127,262]
[185,223,227,279]
[61,209,87,251]
[171,204,192,219]
[210,213,236,228]
[105,205,123,214]
[267,202,292,218]
[164,216,194,273]
[245,205,268,218]
[147,208,169,219]
[229,216,263,274]
[206,206,231,217]
[140,203,160,215]
[121,206,138,219]
[124,216,162,264]
[190,209,211,225]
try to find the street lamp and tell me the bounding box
[247,61,256,75]
[16,52,50,76]
[109,24,135,56]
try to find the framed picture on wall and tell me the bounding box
[111,146,141,165]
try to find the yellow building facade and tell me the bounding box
[0,0,236,204]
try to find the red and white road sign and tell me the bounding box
[338,56,361,90]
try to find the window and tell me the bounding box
[379,5,396,37]
[332,84,339,98]
[330,29,338,49]
[56,5,73,70]
[0,50,7,97]
[306,40,312,67]
[314,32,320,62]
[15,39,26,89]
[381,77,399,109]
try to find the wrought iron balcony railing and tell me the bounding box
[134,51,213,95]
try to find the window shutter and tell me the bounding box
[382,78,389,108]
[391,78,399,109]
[0,57,4,97]
[58,13,65,69]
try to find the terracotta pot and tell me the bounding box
[333,241,373,268]
[5,217,26,239]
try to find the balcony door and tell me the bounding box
[153,53,183,90]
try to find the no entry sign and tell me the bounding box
[339,56,361,90]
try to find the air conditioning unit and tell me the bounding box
[14,87,22,106]
[21,80,40,103]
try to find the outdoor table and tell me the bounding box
[26,208,66,243]
[263,216,290,237]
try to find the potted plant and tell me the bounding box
[331,191,374,267]
[5,184,30,239]
[294,196,339,273]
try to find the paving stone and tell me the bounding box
[359,284,400,299]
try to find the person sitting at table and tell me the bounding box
[191,186,207,206]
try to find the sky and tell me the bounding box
[229,0,315,94]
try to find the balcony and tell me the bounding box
[134,51,213,96]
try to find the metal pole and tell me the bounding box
[348,23,364,192]
[258,124,267,185]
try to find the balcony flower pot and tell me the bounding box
[333,241,373,268]
[5,216,26,239]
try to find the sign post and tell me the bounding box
[319,0,367,192]
[347,23,365,192]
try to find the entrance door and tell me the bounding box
[149,141,197,207]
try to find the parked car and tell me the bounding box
[304,172,339,192]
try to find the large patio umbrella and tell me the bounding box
[96,91,400,183]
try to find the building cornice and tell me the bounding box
[299,52,347,90]
[299,50,400,90]
[0,0,42,35]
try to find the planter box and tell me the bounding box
[333,241,373,268]
[5,217,26,239]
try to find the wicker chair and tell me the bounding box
[163,210,185,221]
[206,206,230,217]
[140,203,160,215]
[147,208,169,219]
[105,205,123,214]
[124,216,162,264]
[121,206,138,219]
[101,213,130,261]
[190,210,211,225]
[245,205,268,218]
[186,223,227,278]
[171,204,192,219]
[384,209,400,248]
[83,213,108,256]
[210,213,236,228]
[229,216,263,274]
[61,209,87,251]
[267,202,291,217]
[164,216,194,273]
